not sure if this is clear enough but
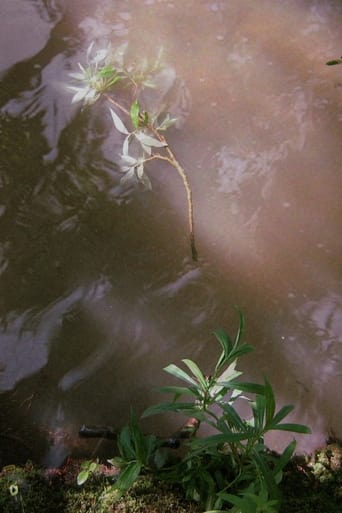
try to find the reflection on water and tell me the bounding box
[0,0,342,464]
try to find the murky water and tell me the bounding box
[0,0,341,465]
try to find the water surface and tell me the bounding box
[0,0,341,465]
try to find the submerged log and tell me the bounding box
[79,417,199,449]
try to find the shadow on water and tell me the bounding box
[0,0,341,465]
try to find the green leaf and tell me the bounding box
[118,425,135,460]
[130,100,140,129]
[229,343,254,361]
[77,470,89,486]
[182,359,208,391]
[224,381,265,395]
[252,395,266,431]
[98,65,115,77]
[264,377,276,426]
[216,360,241,384]
[213,328,233,361]
[220,403,246,431]
[107,75,122,87]
[252,450,280,500]
[217,492,255,513]
[233,308,245,348]
[157,385,200,398]
[108,457,126,469]
[273,440,296,476]
[130,413,147,463]
[269,423,311,434]
[115,461,142,491]
[142,401,198,418]
[193,432,251,447]
[269,404,294,426]
[89,462,98,472]
[326,59,342,66]
[163,363,198,386]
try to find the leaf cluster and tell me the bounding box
[76,311,310,512]
[106,412,167,497]
[141,310,311,512]
[326,57,342,66]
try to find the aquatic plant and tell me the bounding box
[326,57,342,66]
[68,42,197,260]
[142,310,311,511]
[77,311,310,512]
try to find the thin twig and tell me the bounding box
[103,93,130,116]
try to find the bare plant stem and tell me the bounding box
[104,93,198,261]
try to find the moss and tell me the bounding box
[0,462,65,513]
[100,477,201,513]
[0,442,341,513]
[0,462,200,513]
[279,442,342,513]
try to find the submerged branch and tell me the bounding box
[104,93,198,261]
[151,129,198,261]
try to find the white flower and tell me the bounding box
[68,42,118,106]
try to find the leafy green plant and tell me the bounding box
[77,460,100,486]
[75,311,310,512]
[68,42,197,260]
[326,57,342,66]
[106,412,167,497]
[142,311,311,511]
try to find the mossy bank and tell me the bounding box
[0,441,341,513]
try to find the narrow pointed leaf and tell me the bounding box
[109,108,129,135]
[135,132,167,148]
[268,404,294,426]
[252,449,280,501]
[182,359,208,390]
[220,403,245,430]
[229,343,254,361]
[115,461,141,491]
[213,328,233,357]
[273,440,296,476]
[122,135,130,155]
[194,432,251,447]
[142,401,198,418]
[163,363,197,386]
[264,377,276,426]
[157,385,199,398]
[270,423,311,434]
[234,308,245,348]
[223,381,265,395]
[69,86,89,103]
